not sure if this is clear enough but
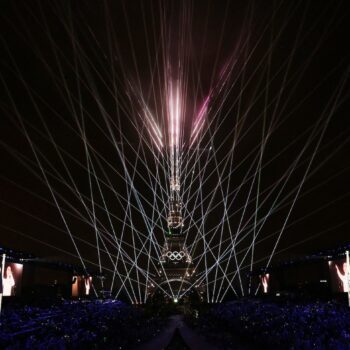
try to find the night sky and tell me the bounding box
[0,0,349,294]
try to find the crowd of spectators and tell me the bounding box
[0,299,164,349]
[193,299,350,349]
[2,297,350,349]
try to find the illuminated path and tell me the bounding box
[133,315,219,350]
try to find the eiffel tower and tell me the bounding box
[157,174,195,300]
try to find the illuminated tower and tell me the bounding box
[156,82,195,299]
[158,170,194,298]
[160,174,192,266]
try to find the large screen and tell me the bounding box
[72,276,93,297]
[260,273,270,293]
[83,276,92,296]
[328,259,349,293]
[1,263,23,296]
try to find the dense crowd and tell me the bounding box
[194,299,350,350]
[0,299,164,349]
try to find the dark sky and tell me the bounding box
[0,0,349,294]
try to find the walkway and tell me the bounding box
[133,314,219,350]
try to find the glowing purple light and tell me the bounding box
[192,95,210,132]
[144,107,163,150]
[189,95,210,147]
